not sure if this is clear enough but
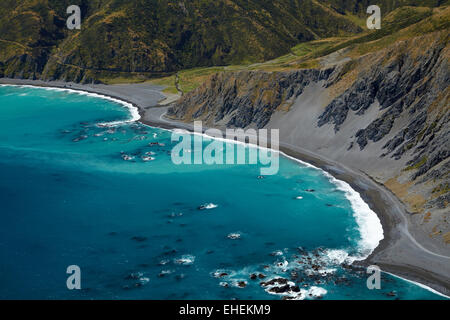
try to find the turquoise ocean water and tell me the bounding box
[0,85,446,300]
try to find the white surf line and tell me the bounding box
[279,149,384,262]
[383,271,450,299]
[281,140,450,260]
[0,84,141,126]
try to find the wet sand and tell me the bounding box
[1,78,448,297]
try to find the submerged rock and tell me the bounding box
[125,272,143,280]
[227,233,241,240]
[260,277,288,287]
[174,255,195,265]
[130,236,147,242]
[72,135,88,142]
[198,203,219,210]
[213,270,230,278]
[386,291,397,297]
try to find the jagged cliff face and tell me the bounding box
[167,69,334,128]
[168,31,450,245]
[319,33,449,185]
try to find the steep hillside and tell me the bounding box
[150,5,449,94]
[0,0,446,82]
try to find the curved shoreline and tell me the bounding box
[143,106,450,298]
[0,78,448,298]
[0,83,141,126]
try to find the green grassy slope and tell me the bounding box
[149,5,449,94]
[0,0,446,82]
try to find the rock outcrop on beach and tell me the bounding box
[168,26,450,249]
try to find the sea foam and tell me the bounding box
[0,84,140,126]
[279,151,384,262]
[325,174,384,261]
